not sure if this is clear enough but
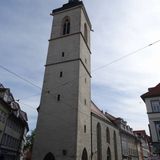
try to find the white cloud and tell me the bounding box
[1,0,160,134]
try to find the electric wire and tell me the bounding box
[92,40,160,72]
[0,40,159,92]
[1,39,160,111]
[0,64,41,90]
[16,93,41,101]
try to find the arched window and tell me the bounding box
[43,152,55,160]
[107,147,111,160]
[82,148,88,160]
[114,131,118,160]
[106,127,110,144]
[63,17,70,35]
[84,23,88,42]
[97,123,102,160]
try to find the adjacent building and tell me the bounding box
[134,130,151,160]
[91,102,122,160]
[0,84,29,160]
[105,113,140,160]
[141,83,160,156]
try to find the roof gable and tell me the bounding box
[141,83,160,101]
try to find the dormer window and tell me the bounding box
[63,18,70,35]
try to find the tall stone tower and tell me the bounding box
[32,0,92,160]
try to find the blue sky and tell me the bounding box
[0,0,160,134]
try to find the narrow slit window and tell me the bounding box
[84,125,86,133]
[60,72,63,78]
[84,99,87,105]
[57,94,61,101]
[84,23,88,42]
[62,52,65,57]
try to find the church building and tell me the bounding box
[32,1,122,160]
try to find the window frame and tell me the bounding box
[62,17,70,35]
[151,100,160,112]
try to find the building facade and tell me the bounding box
[105,113,140,160]
[0,84,28,160]
[141,83,160,156]
[134,130,151,160]
[91,102,122,160]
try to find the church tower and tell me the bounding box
[32,0,92,160]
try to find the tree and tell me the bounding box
[24,129,36,151]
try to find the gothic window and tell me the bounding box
[106,127,110,144]
[43,153,55,160]
[107,147,111,160]
[114,131,118,160]
[82,148,88,160]
[84,23,88,42]
[97,123,102,160]
[63,17,70,35]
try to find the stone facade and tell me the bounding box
[32,1,92,160]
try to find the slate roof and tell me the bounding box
[141,83,160,101]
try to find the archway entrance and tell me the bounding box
[82,148,88,160]
[43,153,55,160]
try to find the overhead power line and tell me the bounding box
[6,39,160,119]
[0,39,160,94]
[0,65,41,90]
[92,39,160,72]
[16,93,41,102]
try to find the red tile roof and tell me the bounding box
[141,83,160,101]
